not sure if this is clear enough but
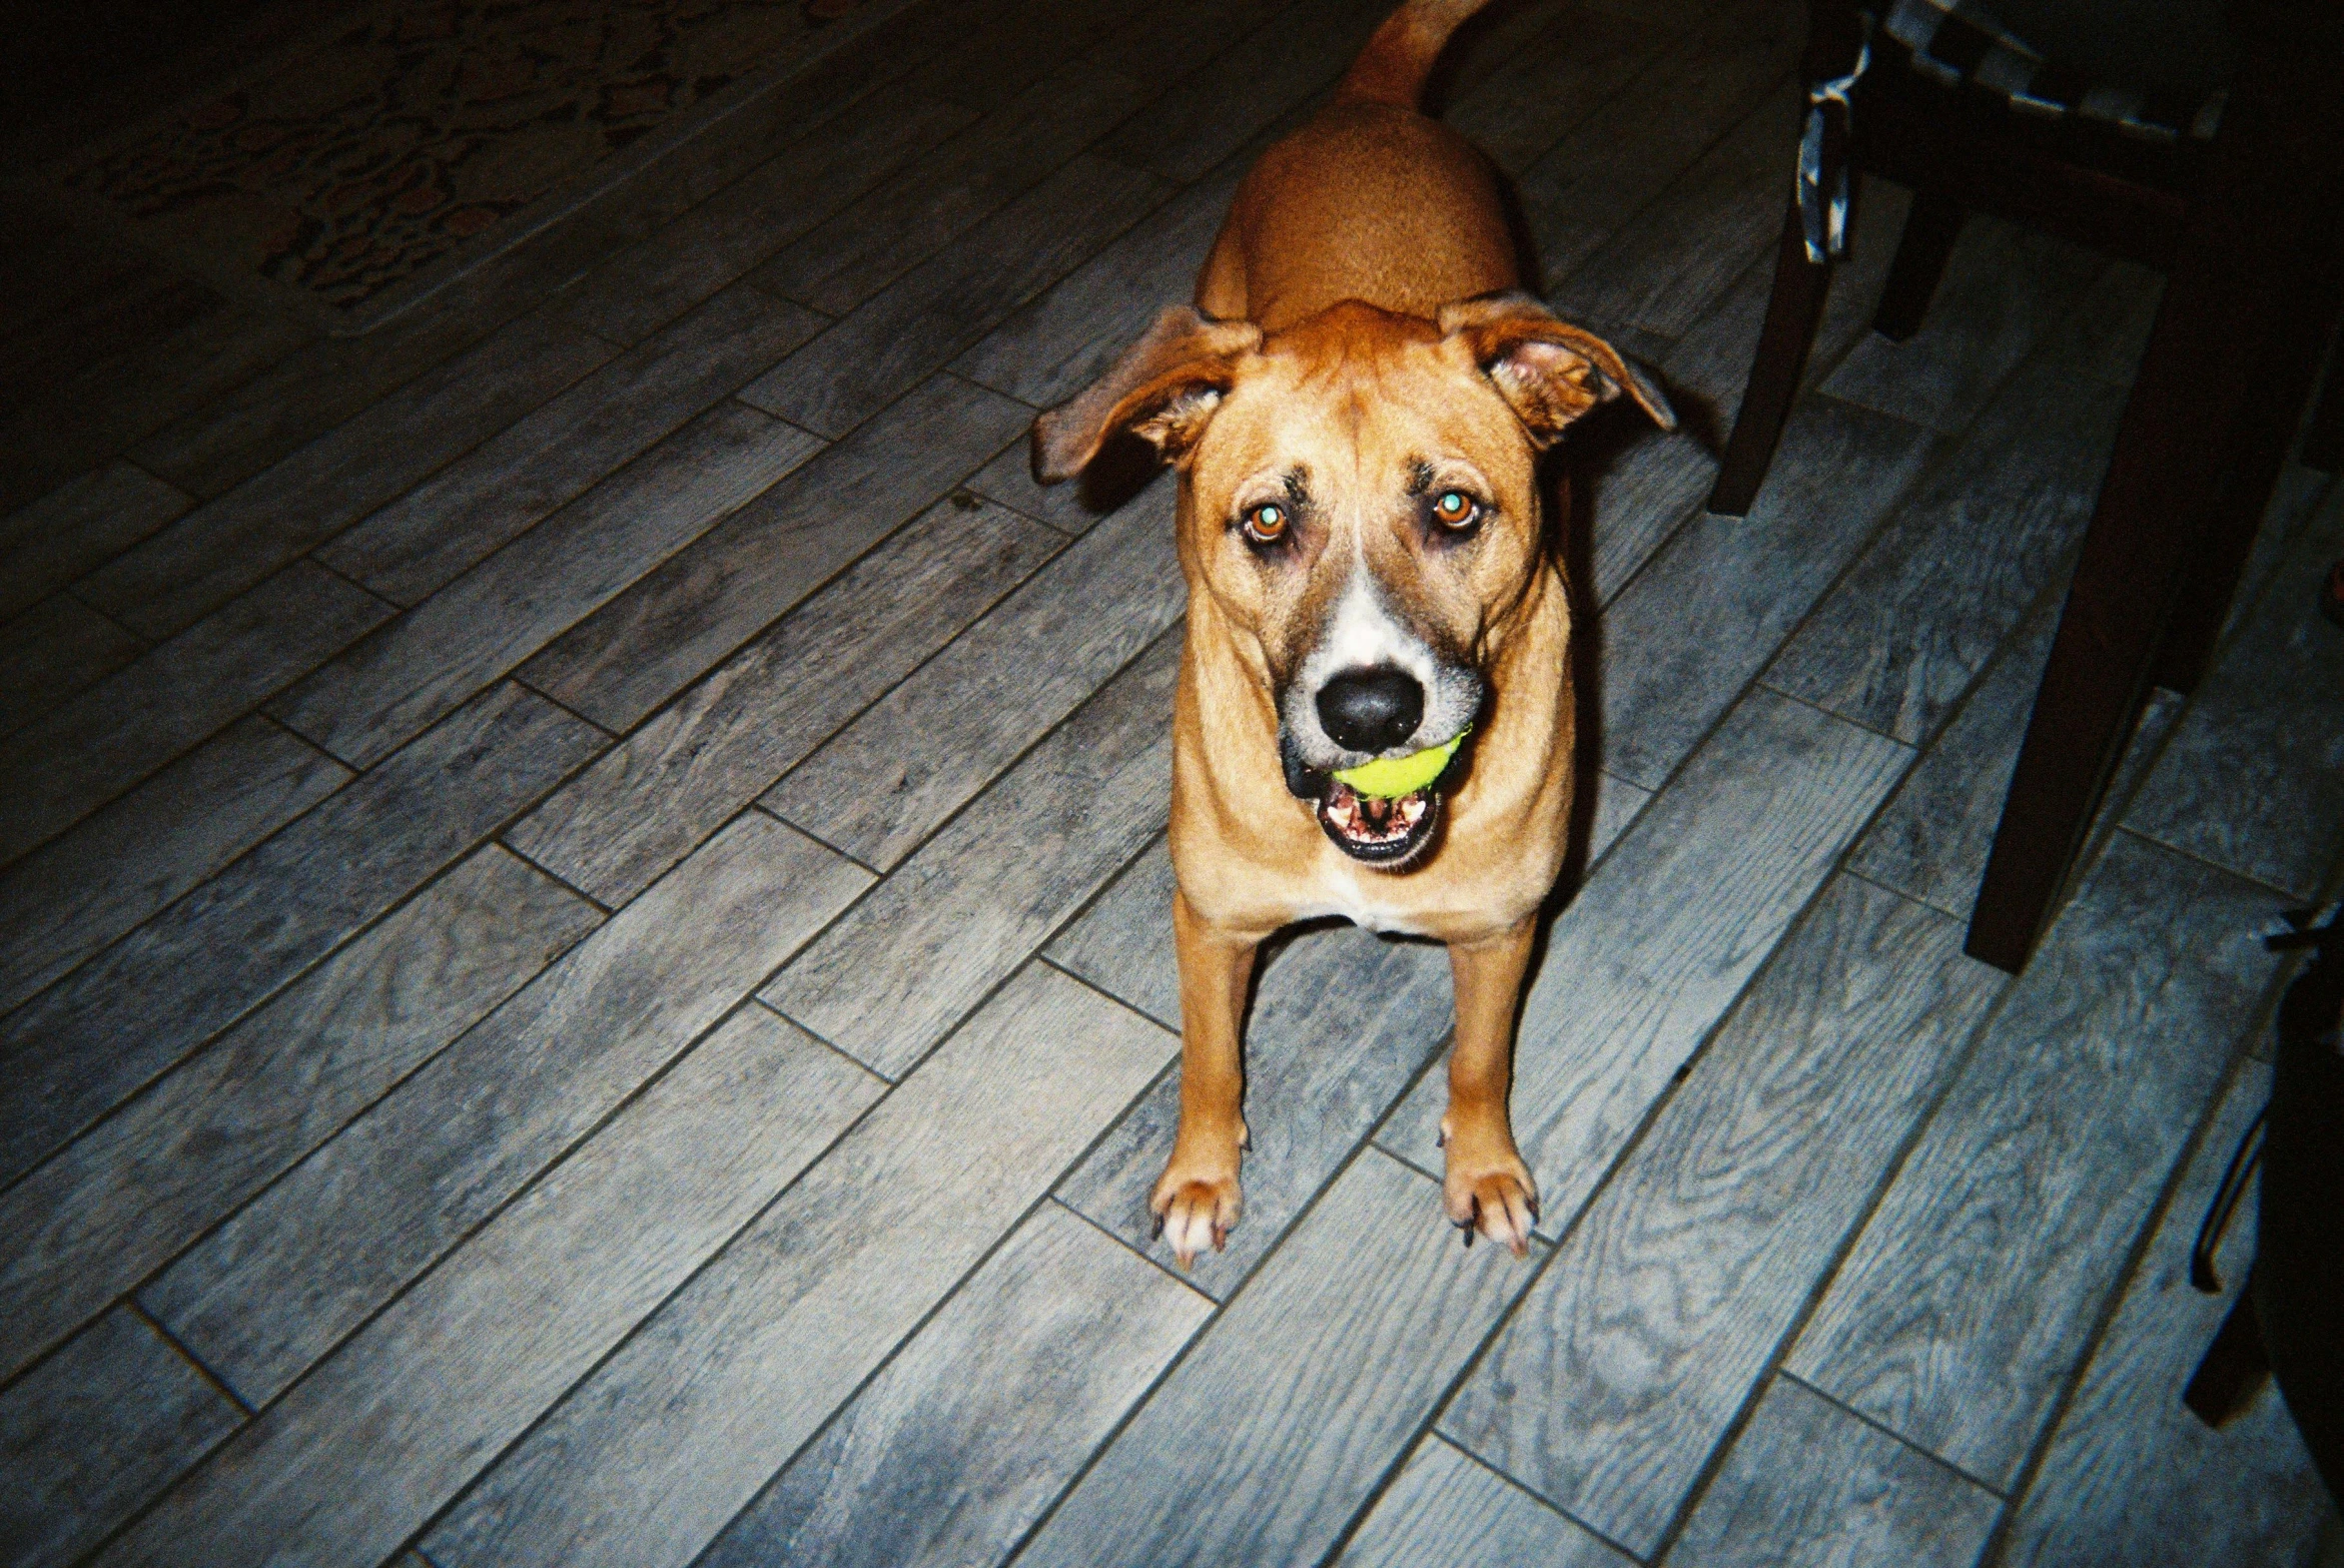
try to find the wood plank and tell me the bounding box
[143,813,869,1406]
[889,0,1149,112]
[756,64,1152,316]
[1338,1436,1631,1568]
[695,1203,1209,1568]
[964,438,1143,535]
[316,288,826,604]
[0,1308,241,1568]
[1045,835,1183,1027]
[124,306,492,502]
[84,311,613,639]
[1548,79,1799,341]
[1440,1,1676,176]
[2124,486,2344,899]
[0,683,602,1189]
[1847,595,2184,919]
[1580,179,1915,605]
[1514,0,1802,293]
[763,481,1183,868]
[0,461,189,621]
[0,562,391,866]
[2214,462,2334,650]
[1665,1376,2001,1568]
[2036,258,2163,388]
[1786,831,2284,1488]
[506,494,1062,907]
[556,89,979,346]
[1093,0,1384,184]
[1376,689,1912,1235]
[2000,1061,2334,1568]
[0,847,596,1384]
[0,296,311,518]
[949,159,1246,413]
[1820,219,2105,435]
[1437,876,2003,1555]
[738,155,1172,439]
[0,594,144,736]
[1015,1150,1536,1568]
[1587,771,1655,863]
[1598,398,1936,790]
[272,402,824,767]
[519,374,1032,732]
[1076,0,1291,91]
[421,964,1173,1568]
[0,716,350,1015]
[762,632,1178,1077]
[1765,365,2127,745]
[1057,918,1453,1295]
[1647,175,1915,432]
[0,264,220,448]
[103,1007,882,1568]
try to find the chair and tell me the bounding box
[1708,0,2344,972]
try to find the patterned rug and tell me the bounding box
[34,0,905,333]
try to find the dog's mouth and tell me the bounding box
[1315,781,1442,867]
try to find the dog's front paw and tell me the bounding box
[1150,1158,1241,1269]
[1439,1115,1538,1256]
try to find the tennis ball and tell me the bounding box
[1332,730,1466,799]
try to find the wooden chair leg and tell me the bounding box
[2151,254,2343,694]
[1871,188,1963,343]
[1966,183,2278,973]
[1708,196,1833,517]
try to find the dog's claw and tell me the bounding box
[1150,1168,1242,1271]
[1443,1126,1538,1258]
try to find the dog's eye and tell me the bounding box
[1240,502,1289,544]
[1431,489,1479,529]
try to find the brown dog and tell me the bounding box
[1033,0,1672,1264]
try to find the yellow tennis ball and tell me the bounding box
[1331,730,1466,799]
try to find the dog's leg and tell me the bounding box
[1151,889,1256,1268]
[1441,918,1539,1255]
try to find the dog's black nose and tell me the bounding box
[1316,665,1424,754]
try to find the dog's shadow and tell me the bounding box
[1514,358,1718,1016]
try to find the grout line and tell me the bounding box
[493,829,618,918]
[660,944,1205,1568]
[395,987,926,1568]
[58,584,156,650]
[1774,1367,2010,1498]
[1964,1043,2270,1567]
[1317,1425,1648,1568]
[748,621,1181,1084]
[126,1295,255,1417]
[1048,1191,1198,1294]
[506,676,619,744]
[748,803,885,879]
[0,678,617,1213]
[1635,955,2026,1561]
[996,1138,1402,1568]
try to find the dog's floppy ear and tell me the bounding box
[1437,292,1675,443]
[1032,306,1263,483]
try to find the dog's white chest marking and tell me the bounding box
[1298,858,1424,935]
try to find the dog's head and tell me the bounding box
[1034,292,1671,869]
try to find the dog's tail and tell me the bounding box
[1333,0,1496,111]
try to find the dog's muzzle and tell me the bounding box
[1279,707,1470,872]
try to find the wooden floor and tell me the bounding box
[4,0,2342,1564]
